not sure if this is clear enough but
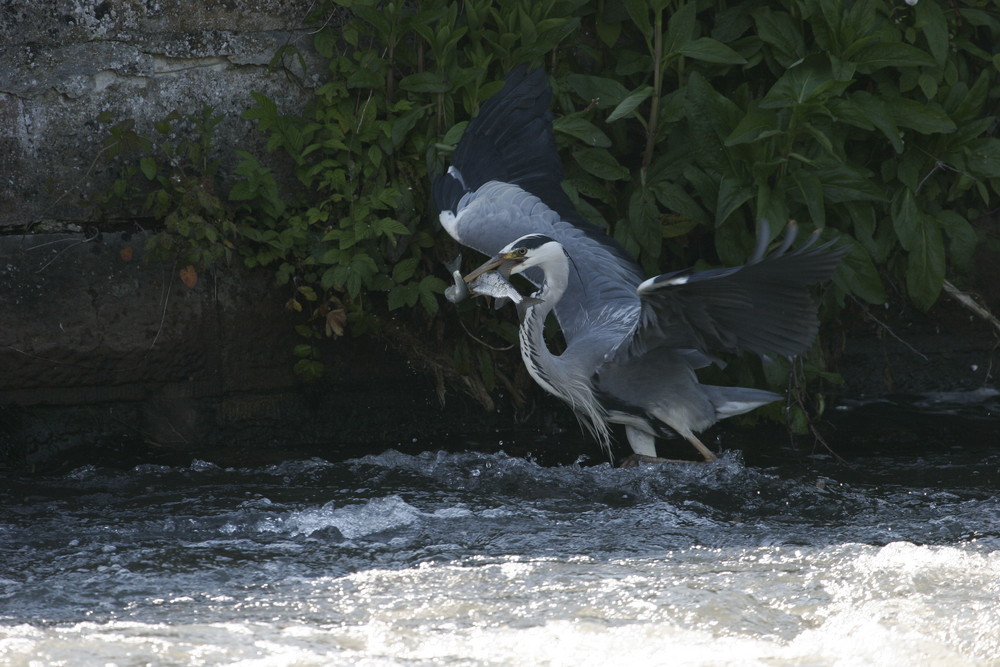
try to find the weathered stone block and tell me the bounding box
[0,0,322,228]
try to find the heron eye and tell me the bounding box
[515,247,527,256]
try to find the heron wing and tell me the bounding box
[611,230,847,362]
[433,65,643,341]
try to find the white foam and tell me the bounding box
[4,541,998,666]
[271,495,422,540]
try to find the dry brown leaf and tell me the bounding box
[179,265,198,288]
[119,246,133,262]
[326,308,346,337]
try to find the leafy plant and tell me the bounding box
[560,0,998,314]
[89,107,239,280]
[89,0,1000,434]
[227,0,586,386]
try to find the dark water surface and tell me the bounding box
[1,396,999,665]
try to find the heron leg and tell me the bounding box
[685,433,718,462]
[624,426,657,457]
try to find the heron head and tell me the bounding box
[464,234,563,281]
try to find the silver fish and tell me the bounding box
[444,254,469,303]
[469,270,526,305]
[443,253,543,321]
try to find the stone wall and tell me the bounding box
[0,0,484,469]
[0,230,529,470]
[1,0,321,228]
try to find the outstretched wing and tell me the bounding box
[432,65,643,342]
[611,225,847,362]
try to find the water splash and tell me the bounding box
[1,447,998,665]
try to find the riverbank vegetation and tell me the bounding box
[88,0,1000,433]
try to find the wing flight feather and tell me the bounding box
[612,226,846,362]
[432,65,643,342]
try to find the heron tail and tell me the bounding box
[704,385,782,420]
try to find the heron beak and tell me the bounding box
[463,253,521,282]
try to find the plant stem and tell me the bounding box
[641,8,663,176]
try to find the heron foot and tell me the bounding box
[616,454,710,468]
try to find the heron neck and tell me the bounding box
[518,257,568,397]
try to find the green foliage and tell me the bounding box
[90,0,1000,420]
[225,0,586,381]
[555,0,999,316]
[90,107,238,269]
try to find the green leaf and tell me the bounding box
[320,266,338,291]
[140,156,158,181]
[854,41,937,72]
[313,27,336,59]
[399,71,451,93]
[791,170,825,228]
[392,257,418,283]
[650,180,708,227]
[596,18,621,48]
[812,163,884,203]
[391,107,425,148]
[965,138,1000,178]
[905,214,945,311]
[683,73,741,172]
[714,218,755,266]
[439,121,467,150]
[715,176,753,227]
[418,274,447,315]
[573,148,629,180]
[373,217,410,243]
[951,72,990,125]
[891,188,921,252]
[678,37,747,65]
[755,183,789,233]
[725,104,781,146]
[628,189,661,253]
[886,98,956,135]
[553,115,612,147]
[419,274,447,294]
[802,122,835,156]
[293,359,325,382]
[663,2,697,55]
[760,60,842,109]
[565,74,630,110]
[662,217,698,238]
[936,210,977,272]
[752,7,804,67]
[837,237,885,304]
[388,284,417,310]
[623,0,652,36]
[847,92,903,153]
[607,86,653,123]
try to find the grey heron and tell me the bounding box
[433,66,846,463]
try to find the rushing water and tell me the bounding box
[2,399,999,666]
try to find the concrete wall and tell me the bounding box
[1,0,321,228]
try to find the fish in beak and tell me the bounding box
[464,251,522,282]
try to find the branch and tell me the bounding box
[942,280,1000,335]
